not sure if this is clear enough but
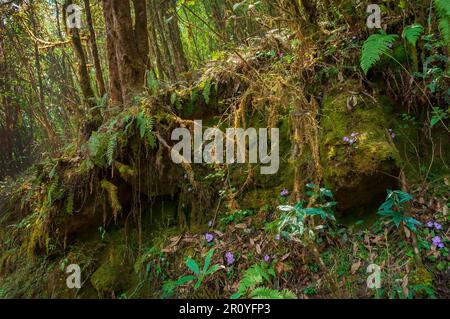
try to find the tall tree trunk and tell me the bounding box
[164,0,188,77]
[110,0,149,103]
[155,0,177,82]
[102,0,123,105]
[84,0,106,97]
[64,0,96,111]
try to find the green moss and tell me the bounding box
[90,243,132,296]
[320,80,400,213]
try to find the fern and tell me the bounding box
[107,133,118,166]
[202,80,211,104]
[87,134,100,157]
[250,287,297,299]
[434,0,450,46]
[403,24,424,47]
[360,31,398,75]
[231,263,275,299]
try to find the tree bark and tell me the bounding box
[84,0,106,97]
[64,0,96,110]
[102,0,123,105]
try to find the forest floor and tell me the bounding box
[0,28,449,299]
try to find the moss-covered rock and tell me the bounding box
[90,243,132,296]
[320,80,400,215]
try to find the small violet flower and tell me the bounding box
[275,234,281,241]
[225,251,235,265]
[263,255,270,262]
[432,236,445,249]
[434,222,443,230]
[280,189,289,197]
[205,233,214,243]
[426,221,434,228]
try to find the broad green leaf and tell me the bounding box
[186,258,200,275]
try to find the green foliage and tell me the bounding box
[273,186,336,241]
[377,190,421,231]
[434,0,450,46]
[402,24,424,46]
[431,107,449,127]
[250,287,296,299]
[202,80,211,104]
[360,31,398,75]
[135,112,156,148]
[107,133,118,166]
[231,262,275,299]
[162,249,219,298]
[220,209,254,225]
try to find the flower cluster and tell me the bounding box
[432,236,445,249]
[343,132,359,145]
[280,189,289,197]
[388,129,396,139]
[426,221,443,230]
[205,232,214,243]
[225,251,235,265]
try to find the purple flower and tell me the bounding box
[391,133,396,139]
[263,255,270,262]
[349,139,355,144]
[275,234,281,241]
[280,189,289,197]
[343,137,350,142]
[426,221,434,228]
[225,252,234,265]
[205,233,214,243]
[432,236,445,249]
[434,222,443,230]
[208,220,213,227]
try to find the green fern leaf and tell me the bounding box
[202,80,211,104]
[250,287,297,299]
[403,24,424,46]
[360,31,398,75]
[107,133,118,166]
[434,0,450,46]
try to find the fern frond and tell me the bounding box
[403,24,424,46]
[107,133,118,166]
[360,32,398,75]
[250,287,297,299]
[232,263,275,298]
[434,0,450,46]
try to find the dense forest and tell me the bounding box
[0,0,449,299]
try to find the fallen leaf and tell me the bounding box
[351,260,361,274]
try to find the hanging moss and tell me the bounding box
[100,180,122,221]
